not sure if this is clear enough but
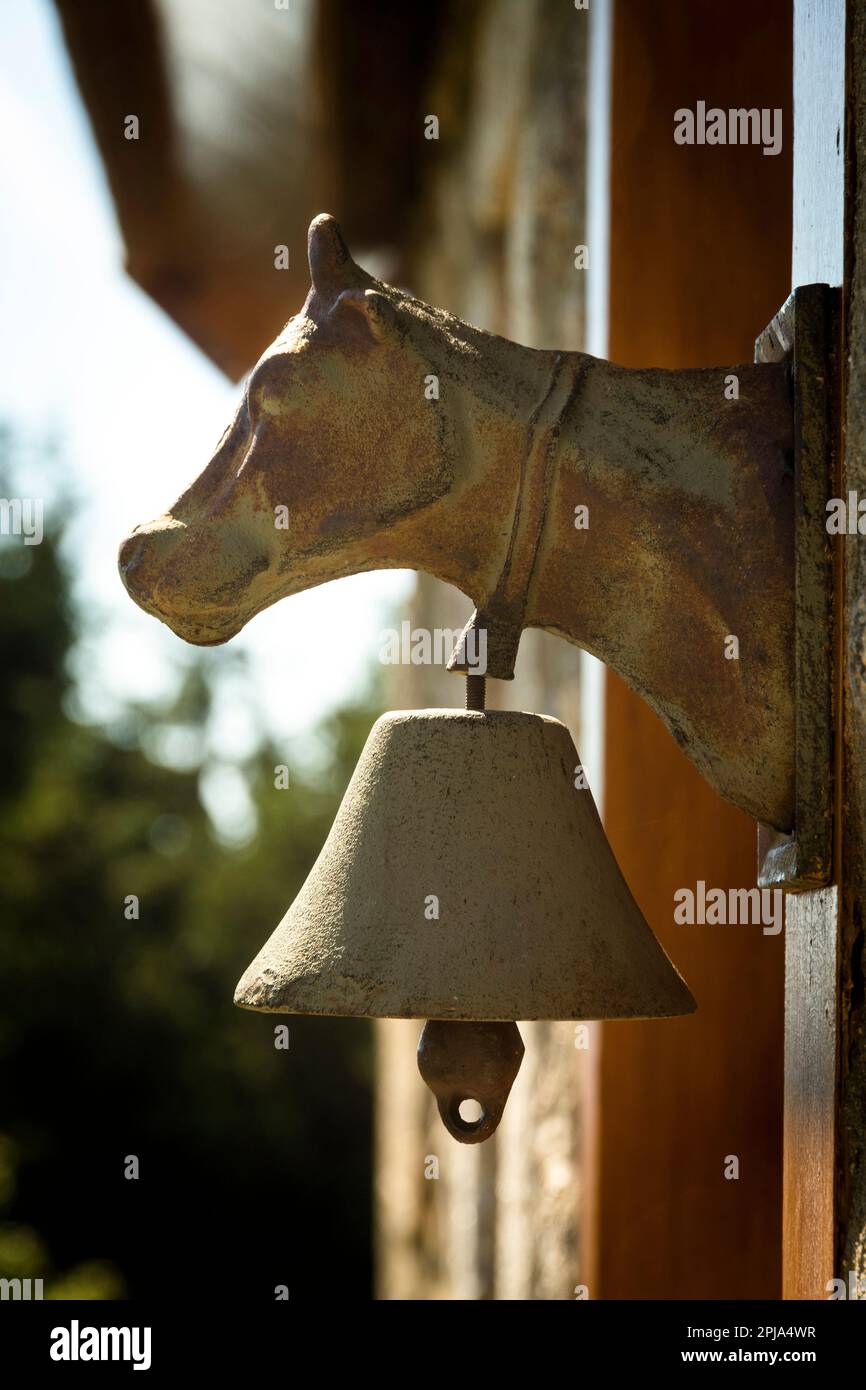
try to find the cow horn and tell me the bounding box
[307,213,356,296]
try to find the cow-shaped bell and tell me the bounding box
[234,689,695,1142]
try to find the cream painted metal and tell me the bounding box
[235,709,695,1022]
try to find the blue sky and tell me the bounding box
[0,0,410,774]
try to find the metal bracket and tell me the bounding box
[756,284,838,891]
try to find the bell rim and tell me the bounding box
[233,980,698,1022]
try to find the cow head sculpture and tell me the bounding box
[119,213,797,832]
[117,214,489,645]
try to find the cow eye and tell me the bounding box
[246,377,264,419]
[247,359,288,420]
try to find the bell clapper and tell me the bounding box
[417,1019,525,1144]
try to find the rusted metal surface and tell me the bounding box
[417,1021,525,1144]
[756,284,838,890]
[119,213,796,829]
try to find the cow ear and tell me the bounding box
[307,213,354,293]
[330,288,396,343]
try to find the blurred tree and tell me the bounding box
[0,1133,123,1298]
[0,439,378,1300]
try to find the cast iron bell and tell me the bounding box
[235,699,695,1141]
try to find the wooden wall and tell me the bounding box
[596,0,792,1299]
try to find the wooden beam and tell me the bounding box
[780,0,846,1299]
[783,888,839,1297]
[840,0,866,1300]
[599,0,792,1299]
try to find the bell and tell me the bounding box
[235,702,695,1141]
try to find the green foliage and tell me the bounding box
[0,1134,123,1298]
[0,444,378,1298]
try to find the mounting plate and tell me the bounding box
[756,284,838,892]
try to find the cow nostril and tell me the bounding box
[118,532,143,579]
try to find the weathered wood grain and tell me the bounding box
[783,888,838,1298]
